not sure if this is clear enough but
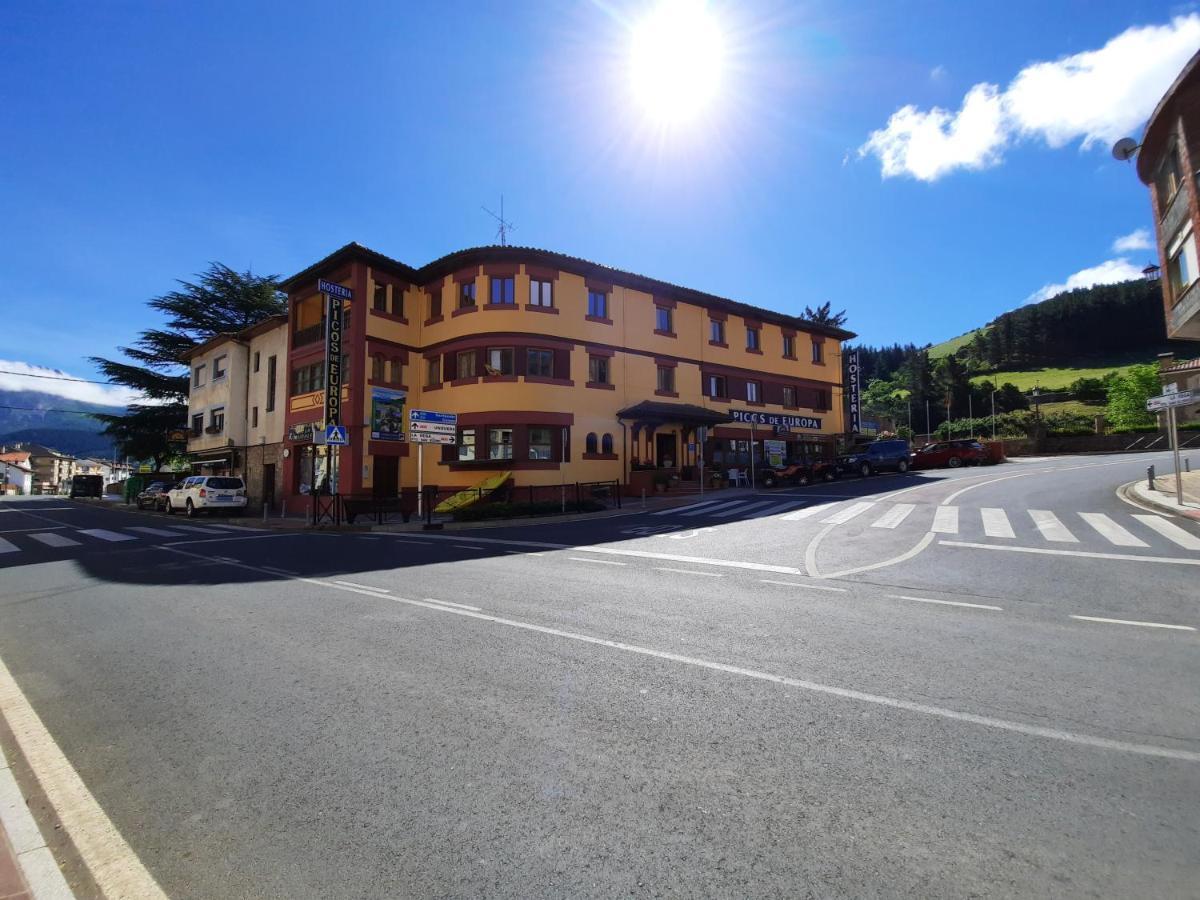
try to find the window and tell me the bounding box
[390,358,403,385]
[291,362,324,395]
[426,357,441,387]
[527,348,553,378]
[429,289,442,319]
[746,380,761,402]
[371,354,385,381]
[530,278,553,307]
[657,365,675,393]
[486,347,514,376]
[746,327,760,351]
[488,427,513,460]
[1157,145,1183,206]
[210,407,225,433]
[528,427,553,460]
[587,290,608,318]
[586,432,598,454]
[601,433,613,455]
[265,356,277,411]
[655,306,673,333]
[783,385,797,407]
[456,350,477,379]
[193,364,206,388]
[811,339,824,364]
[458,428,476,461]
[191,413,203,437]
[707,374,727,398]
[490,276,515,305]
[392,290,404,319]
[459,281,476,309]
[588,355,610,384]
[212,354,227,380]
[253,351,260,373]
[252,407,259,428]
[710,319,725,344]
[782,335,795,358]
[373,283,388,311]
[1168,228,1198,297]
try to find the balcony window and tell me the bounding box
[783,385,797,407]
[530,278,553,307]
[459,281,476,309]
[209,407,225,433]
[1157,144,1183,208]
[528,427,553,460]
[527,348,553,378]
[490,276,515,305]
[191,413,203,437]
[1168,227,1198,299]
[746,381,761,402]
[457,350,477,379]
[707,374,727,398]
[488,427,513,460]
[486,347,514,376]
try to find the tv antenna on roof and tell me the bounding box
[1112,137,1141,162]
[482,195,516,246]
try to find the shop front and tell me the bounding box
[705,409,837,482]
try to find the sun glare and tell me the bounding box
[629,0,725,124]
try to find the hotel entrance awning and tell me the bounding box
[616,400,732,429]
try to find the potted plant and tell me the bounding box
[652,472,671,493]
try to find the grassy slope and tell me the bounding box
[927,327,987,359]
[968,362,1140,392]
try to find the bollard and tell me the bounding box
[1147,465,1155,490]
[1187,458,1191,473]
[641,488,646,509]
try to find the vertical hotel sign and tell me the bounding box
[318,279,351,427]
[847,349,861,434]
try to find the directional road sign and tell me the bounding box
[409,431,455,445]
[1147,390,1194,411]
[325,424,349,445]
[410,409,458,425]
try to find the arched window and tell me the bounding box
[601,433,613,455]
[371,354,384,381]
[585,432,598,454]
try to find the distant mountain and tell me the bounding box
[0,388,124,458]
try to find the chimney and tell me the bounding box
[1157,351,1176,372]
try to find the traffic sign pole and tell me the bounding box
[417,444,424,519]
[1170,404,1183,506]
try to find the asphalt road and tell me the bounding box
[0,450,1198,898]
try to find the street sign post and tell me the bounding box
[316,279,351,517]
[1145,391,1194,505]
[410,409,458,517]
[325,424,349,446]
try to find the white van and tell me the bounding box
[165,475,247,517]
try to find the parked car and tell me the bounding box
[911,439,989,469]
[68,474,104,498]
[758,457,839,487]
[135,481,172,510]
[837,439,912,477]
[165,475,247,517]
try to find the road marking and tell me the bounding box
[756,501,804,517]
[504,549,545,556]
[204,524,263,532]
[780,504,831,521]
[334,580,389,592]
[161,533,298,546]
[392,539,434,545]
[1133,514,1200,550]
[870,503,915,529]
[888,594,1003,611]
[126,526,187,538]
[650,499,725,516]
[759,579,848,593]
[162,525,225,534]
[655,567,725,577]
[940,541,1200,565]
[820,531,938,580]
[821,501,874,524]
[77,528,136,542]
[0,537,18,554]
[711,499,778,518]
[0,654,169,898]
[1070,615,1195,631]
[161,545,1200,763]
[980,507,1015,539]
[453,544,485,551]
[568,556,626,565]
[1078,513,1148,547]
[931,506,959,534]
[680,500,746,517]
[261,566,297,575]
[1028,509,1077,543]
[27,532,81,548]
[0,526,67,534]
[421,597,482,612]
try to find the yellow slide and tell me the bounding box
[433,471,512,514]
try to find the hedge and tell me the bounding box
[452,499,606,522]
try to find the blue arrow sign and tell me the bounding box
[325,424,349,445]
[409,409,458,425]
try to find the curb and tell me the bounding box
[1117,481,1200,520]
[0,744,74,900]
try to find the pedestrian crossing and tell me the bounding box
[0,523,264,559]
[649,496,1200,553]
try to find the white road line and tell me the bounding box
[334,580,389,592]
[1028,509,1078,543]
[453,544,484,551]
[162,525,225,534]
[27,532,81,548]
[568,556,626,566]
[981,507,1015,539]
[421,597,482,612]
[77,528,136,543]
[160,544,1200,763]
[681,500,747,517]
[161,533,296,546]
[392,539,434,545]
[1133,514,1200,551]
[940,541,1200,566]
[780,504,831,521]
[126,526,187,537]
[931,506,959,534]
[870,503,915,529]
[204,524,263,532]
[261,566,297,575]
[655,567,725,577]
[1078,513,1148,548]
[756,501,804,517]
[0,537,19,554]
[1070,615,1195,632]
[651,499,725,516]
[888,594,1003,611]
[821,501,874,525]
[710,500,777,518]
[504,549,545,556]
[758,579,848,593]
[0,526,67,534]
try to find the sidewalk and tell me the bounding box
[1121,469,1200,521]
[0,745,72,900]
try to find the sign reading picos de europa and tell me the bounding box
[730,410,822,430]
[319,280,350,426]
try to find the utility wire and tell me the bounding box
[0,369,121,385]
[0,405,112,415]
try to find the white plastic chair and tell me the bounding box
[727,468,749,487]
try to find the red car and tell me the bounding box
[911,439,989,469]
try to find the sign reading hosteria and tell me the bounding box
[847,349,861,434]
[320,281,349,426]
[730,410,822,430]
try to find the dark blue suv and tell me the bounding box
[838,439,911,477]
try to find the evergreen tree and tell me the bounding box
[802,301,848,328]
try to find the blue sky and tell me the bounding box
[1,0,1196,403]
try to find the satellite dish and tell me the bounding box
[1112,137,1140,161]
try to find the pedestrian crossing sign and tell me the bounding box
[325,424,349,446]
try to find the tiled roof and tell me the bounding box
[1164,357,1200,373]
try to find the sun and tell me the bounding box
[629,0,725,124]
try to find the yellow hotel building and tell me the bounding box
[277,243,853,502]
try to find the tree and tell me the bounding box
[91,263,285,464]
[1105,364,1161,429]
[802,301,848,328]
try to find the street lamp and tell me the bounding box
[991,388,999,440]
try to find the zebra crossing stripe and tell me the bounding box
[1078,513,1148,548]
[711,500,778,518]
[821,501,874,525]
[931,506,959,534]
[163,525,226,534]
[756,501,805,517]
[77,528,137,543]
[651,500,724,516]
[28,532,81,548]
[126,526,187,538]
[681,500,745,517]
[871,504,915,529]
[0,537,18,554]
[1029,510,1078,543]
[1133,515,1200,551]
[780,504,832,521]
[981,508,1015,539]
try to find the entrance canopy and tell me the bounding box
[616,400,732,430]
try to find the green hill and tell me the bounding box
[928,327,988,360]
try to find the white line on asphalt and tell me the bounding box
[1132,514,1200,550]
[870,503,915,529]
[161,525,225,534]
[931,506,959,534]
[650,499,725,516]
[655,567,725,577]
[0,654,169,899]
[27,532,81,548]
[680,500,746,517]
[1028,509,1077,543]
[161,533,298,546]
[711,500,778,518]
[392,539,434,545]
[981,508,1015,539]
[0,526,67,534]
[159,545,1200,763]
[780,504,829,521]
[453,544,485,551]
[421,597,482,612]
[888,594,1003,611]
[204,524,264,532]
[77,528,136,542]
[756,501,804,517]
[1069,615,1196,631]
[820,501,874,525]
[818,531,938,581]
[261,566,297,575]
[0,537,19,554]
[939,541,1200,565]
[126,526,187,538]
[568,557,626,566]
[504,550,545,556]
[334,580,389,592]
[1078,513,1148,547]
[758,579,848,593]
[0,747,77,900]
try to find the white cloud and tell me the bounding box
[1112,227,1153,252]
[929,64,947,81]
[860,14,1200,180]
[1025,258,1145,304]
[0,359,140,407]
